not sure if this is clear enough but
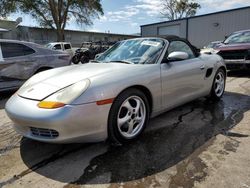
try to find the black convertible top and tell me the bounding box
[157,35,200,57]
[160,35,180,41]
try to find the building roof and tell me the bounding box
[141,6,250,27]
[19,25,138,37]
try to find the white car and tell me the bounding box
[45,42,75,57]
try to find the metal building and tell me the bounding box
[141,6,250,48]
[0,19,137,47]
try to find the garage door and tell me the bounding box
[158,25,180,36]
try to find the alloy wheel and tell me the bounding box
[117,96,146,139]
[214,71,225,97]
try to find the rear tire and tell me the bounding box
[208,68,226,101]
[108,89,150,144]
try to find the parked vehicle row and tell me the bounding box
[71,42,111,64]
[44,41,116,64]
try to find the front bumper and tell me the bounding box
[5,94,111,143]
[224,59,250,70]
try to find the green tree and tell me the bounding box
[161,0,201,20]
[0,0,103,41]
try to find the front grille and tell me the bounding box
[218,50,247,60]
[30,127,59,138]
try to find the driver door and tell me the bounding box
[160,40,207,110]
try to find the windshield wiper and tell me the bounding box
[109,60,133,64]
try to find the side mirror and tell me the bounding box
[52,47,56,50]
[167,51,189,62]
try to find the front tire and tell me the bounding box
[71,55,80,64]
[208,68,226,101]
[80,55,90,64]
[108,89,150,144]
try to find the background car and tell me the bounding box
[201,41,222,54]
[5,36,226,144]
[45,42,75,57]
[215,29,250,70]
[0,39,71,91]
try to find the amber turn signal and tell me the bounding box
[96,98,114,105]
[38,101,65,109]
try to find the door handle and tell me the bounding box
[200,65,205,70]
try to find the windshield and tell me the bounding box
[96,38,165,64]
[224,31,250,44]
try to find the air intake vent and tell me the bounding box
[30,127,59,138]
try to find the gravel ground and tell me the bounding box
[0,71,250,188]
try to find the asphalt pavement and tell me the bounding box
[0,71,250,188]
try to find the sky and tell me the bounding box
[9,0,250,35]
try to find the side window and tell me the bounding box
[1,42,35,58]
[168,41,195,59]
[22,45,35,55]
[64,44,71,50]
[54,44,62,50]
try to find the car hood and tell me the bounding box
[17,63,137,100]
[215,43,250,51]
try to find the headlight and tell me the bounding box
[38,79,90,109]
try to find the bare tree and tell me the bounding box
[161,0,201,20]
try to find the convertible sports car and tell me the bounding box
[5,36,226,144]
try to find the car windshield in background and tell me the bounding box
[224,31,250,44]
[96,38,165,64]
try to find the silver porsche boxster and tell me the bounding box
[5,36,226,144]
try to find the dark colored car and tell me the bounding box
[0,39,71,91]
[215,30,250,70]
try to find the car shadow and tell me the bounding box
[17,90,250,185]
[0,91,15,109]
